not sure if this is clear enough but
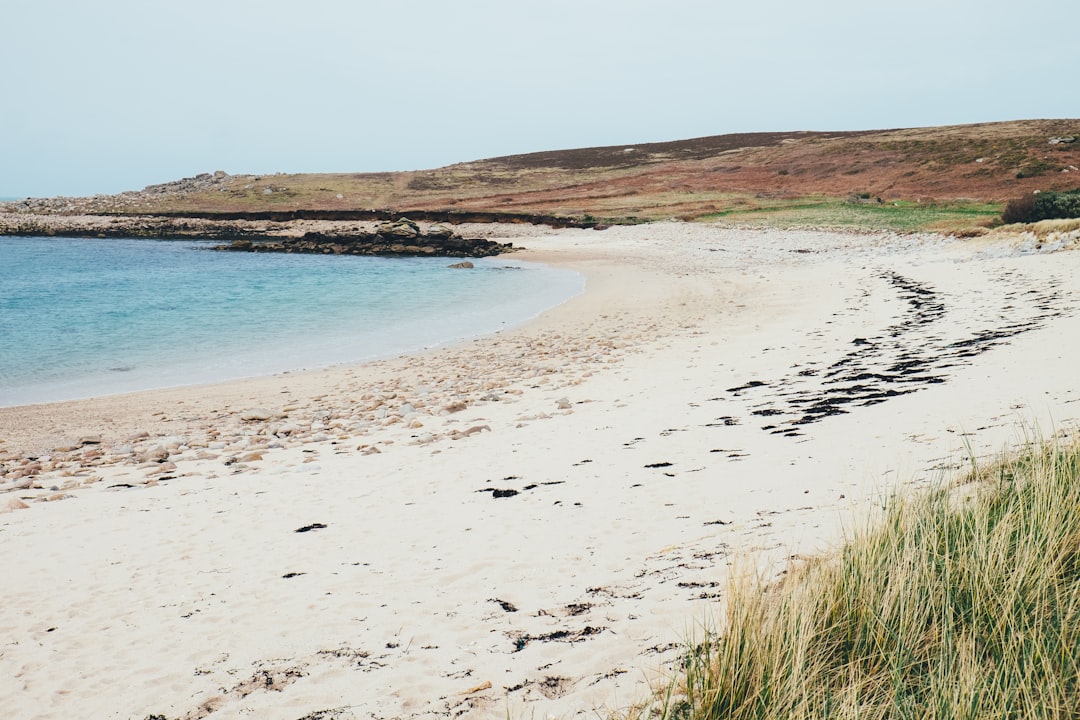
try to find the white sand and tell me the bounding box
[3,223,1080,719]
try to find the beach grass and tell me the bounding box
[632,435,1080,719]
[697,196,1003,233]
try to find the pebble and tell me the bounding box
[240,408,273,422]
[140,446,169,463]
[2,497,30,512]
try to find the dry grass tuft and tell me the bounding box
[1031,218,1080,239]
[634,437,1080,719]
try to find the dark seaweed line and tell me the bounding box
[728,271,1068,433]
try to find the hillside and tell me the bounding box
[6,119,1080,230]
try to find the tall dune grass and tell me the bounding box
[646,439,1080,719]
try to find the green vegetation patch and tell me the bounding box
[648,439,1080,719]
[698,196,1002,233]
[1003,190,1080,224]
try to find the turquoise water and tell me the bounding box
[0,237,583,406]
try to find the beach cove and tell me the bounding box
[3,222,1080,719]
[0,235,583,407]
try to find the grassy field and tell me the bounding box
[636,436,1080,719]
[698,196,1003,233]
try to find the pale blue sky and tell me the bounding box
[3,0,1077,198]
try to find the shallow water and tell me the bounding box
[0,237,583,406]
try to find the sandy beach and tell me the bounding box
[3,222,1080,719]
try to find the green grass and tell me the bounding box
[698,197,1003,233]
[637,437,1080,719]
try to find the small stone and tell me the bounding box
[556,398,572,410]
[78,435,103,446]
[240,408,272,422]
[141,446,169,463]
[442,400,467,414]
[2,497,29,512]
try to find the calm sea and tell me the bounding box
[0,237,584,407]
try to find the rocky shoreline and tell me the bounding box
[0,212,514,257]
[214,218,512,257]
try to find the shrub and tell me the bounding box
[1002,189,1080,224]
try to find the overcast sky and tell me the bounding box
[3,0,1077,198]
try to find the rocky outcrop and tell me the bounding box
[0,213,514,257]
[216,228,511,258]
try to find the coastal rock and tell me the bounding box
[427,223,455,239]
[376,218,420,239]
[447,261,475,269]
[216,232,510,258]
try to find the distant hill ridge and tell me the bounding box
[7,120,1080,224]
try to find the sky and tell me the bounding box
[3,0,1078,198]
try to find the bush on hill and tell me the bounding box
[1002,189,1080,224]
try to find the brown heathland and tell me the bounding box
[12,120,1080,222]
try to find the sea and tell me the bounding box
[0,236,584,407]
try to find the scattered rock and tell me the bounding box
[2,497,29,513]
[447,261,474,269]
[140,446,170,463]
[240,408,272,422]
